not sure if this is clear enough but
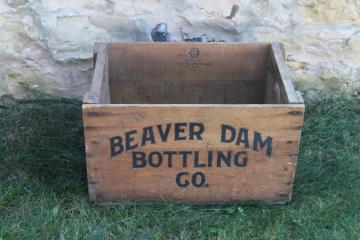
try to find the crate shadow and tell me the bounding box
[2,99,87,193]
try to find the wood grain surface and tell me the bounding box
[83,42,304,203]
[83,104,304,203]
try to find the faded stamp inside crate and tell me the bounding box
[84,42,303,105]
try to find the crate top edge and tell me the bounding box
[95,42,274,47]
[82,103,305,108]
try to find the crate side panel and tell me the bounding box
[84,44,110,104]
[107,43,270,83]
[83,104,304,203]
[269,43,301,104]
[110,80,265,104]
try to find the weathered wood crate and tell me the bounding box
[83,42,304,204]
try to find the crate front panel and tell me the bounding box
[83,105,304,203]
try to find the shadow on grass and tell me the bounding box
[293,95,360,200]
[0,98,87,193]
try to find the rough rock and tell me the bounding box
[0,0,359,99]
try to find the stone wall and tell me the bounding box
[1,0,359,100]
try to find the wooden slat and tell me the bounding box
[83,43,110,104]
[110,80,265,104]
[269,43,301,104]
[107,42,271,83]
[83,104,304,203]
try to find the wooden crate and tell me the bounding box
[83,42,304,203]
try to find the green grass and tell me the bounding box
[0,95,360,239]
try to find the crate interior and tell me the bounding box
[106,43,289,104]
